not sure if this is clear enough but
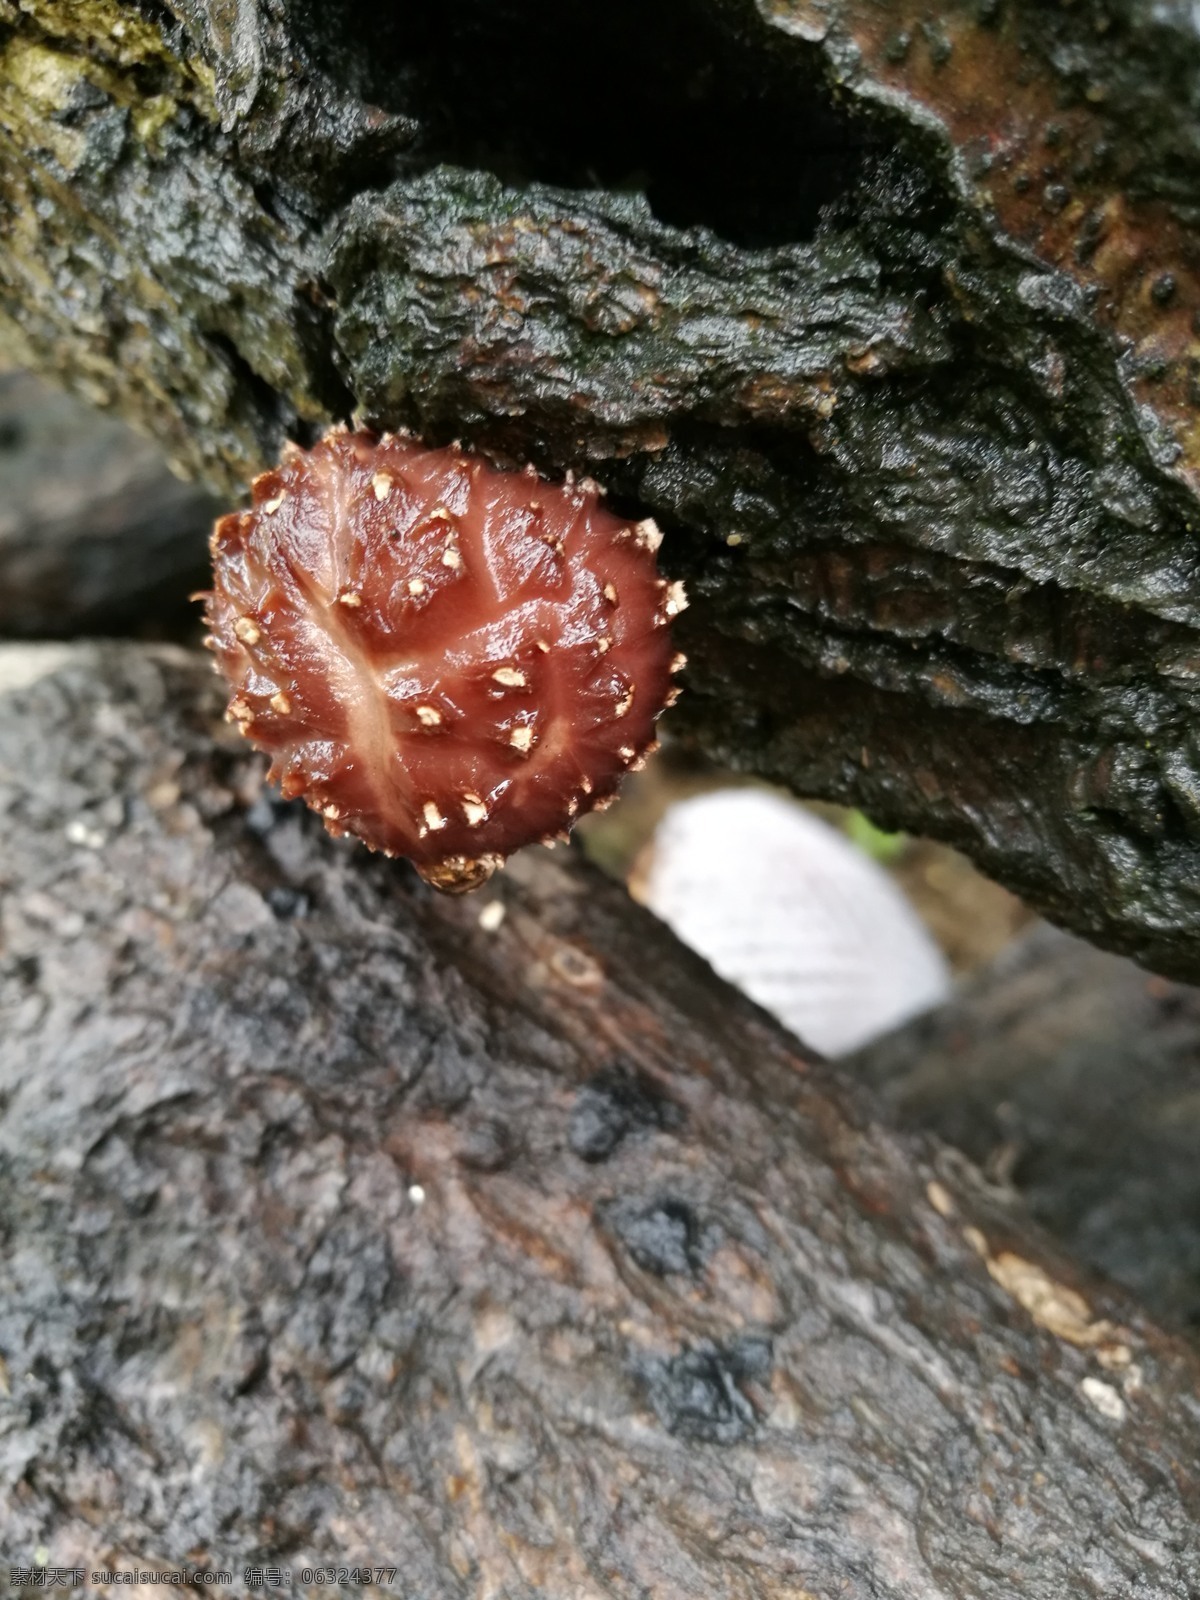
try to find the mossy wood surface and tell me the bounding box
[3,0,1200,974]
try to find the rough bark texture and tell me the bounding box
[5,1,1200,975]
[852,922,1200,1334]
[0,369,215,636]
[4,642,1200,1595]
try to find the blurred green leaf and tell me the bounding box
[844,809,906,864]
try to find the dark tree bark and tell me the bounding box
[851,922,1200,1332]
[0,370,216,636]
[3,642,1200,1596]
[4,1,1200,975]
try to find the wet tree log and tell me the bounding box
[5,2,1200,975]
[3,641,1200,1594]
[851,922,1200,1332]
[0,370,216,637]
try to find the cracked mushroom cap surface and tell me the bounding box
[204,429,685,890]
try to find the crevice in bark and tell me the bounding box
[296,0,877,248]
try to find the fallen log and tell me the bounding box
[0,370,215,637]
[852,921,1200,1333]
[2,641,1199,1595]
[4,2,1200,972]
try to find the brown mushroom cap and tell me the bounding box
[204,430,684,890]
